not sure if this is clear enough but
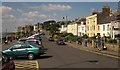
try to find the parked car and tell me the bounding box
[2,42,44,60]
[28,34,42,41]
[56,38,65,45]
[48,37,54,41]
[1,55,15,70]
[26,39,44,51]
[26,39,42,46]
[18,37,28,44]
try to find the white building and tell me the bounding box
[77,18,86,36]
[99,16,120,39]
[110,20,120,39]
[59,25,67,33]
[99,23,111,37]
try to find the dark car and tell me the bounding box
[34,34,42,41]
[48,37,54,41]
[56,38,65,45]
[2,42,44,60]
[1,55,15,70]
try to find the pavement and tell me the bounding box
[66,42,120,59]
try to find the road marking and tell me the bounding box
[67,43,120,59]
[36,60,39,70]
[14,60,38,70]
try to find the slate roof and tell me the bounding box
[99,16,117,24]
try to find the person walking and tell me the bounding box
[84,38,88,47]
[97,38,101,51]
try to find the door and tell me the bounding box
[10,44,22,57]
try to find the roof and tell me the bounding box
[99,16,117,24]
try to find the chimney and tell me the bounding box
[102,6,110,13]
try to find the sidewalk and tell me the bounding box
[66,42,120,58]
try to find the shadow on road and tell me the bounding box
[13,55,53,61]
[38,55,53,59]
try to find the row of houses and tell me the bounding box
[17,23,43,37]
[59,6,120,39]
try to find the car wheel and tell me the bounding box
[27,53,35,60]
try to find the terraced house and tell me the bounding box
[86,6,111,37]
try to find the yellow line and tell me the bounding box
[36,60,39,70]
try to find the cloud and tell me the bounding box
[0,6,12,13]
[2,14,14,19]
[16,8,24,13]
[32,4,72,11]
[23,11,52,18]
[23,11,39,17]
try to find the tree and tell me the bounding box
[82,34,88,39]
[43,20,56,30]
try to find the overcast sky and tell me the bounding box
[1,2,118,32]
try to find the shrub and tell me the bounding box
[107,39,117,43]
[82,34,88,39]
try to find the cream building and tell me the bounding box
[86,14,99,37]
[67,22,79,36]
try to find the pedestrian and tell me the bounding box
[97,38,101,51]
[84,38,87,47]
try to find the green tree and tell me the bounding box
[82,34,88,39]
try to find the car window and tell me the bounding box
[29,43,41,48]
[21,44,32,48]
[10,44,21,49]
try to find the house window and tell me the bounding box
[103,25,105,31]
[93,25,95,30]
[98,26,100,30]
[87,26,89,31]
[107,25,109,31]
[103,33,105,36]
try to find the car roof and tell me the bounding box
[27,39,38,41]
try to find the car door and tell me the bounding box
[10,44,22,57]
[20,44,32,57]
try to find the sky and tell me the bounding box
[1,2,118,32]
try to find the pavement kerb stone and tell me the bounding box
[66,42,120,58]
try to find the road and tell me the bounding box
[1,36,119,70]
[38,35,119,69]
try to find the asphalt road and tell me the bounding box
[38,36,119,69]
[1,36,119,70]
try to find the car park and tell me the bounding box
[1,55,15,70]
[2,42,44,60]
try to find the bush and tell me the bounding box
[82,34,88,39]
[90,36,97,39]
[65,35,82,42]
[107,39,117,43]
